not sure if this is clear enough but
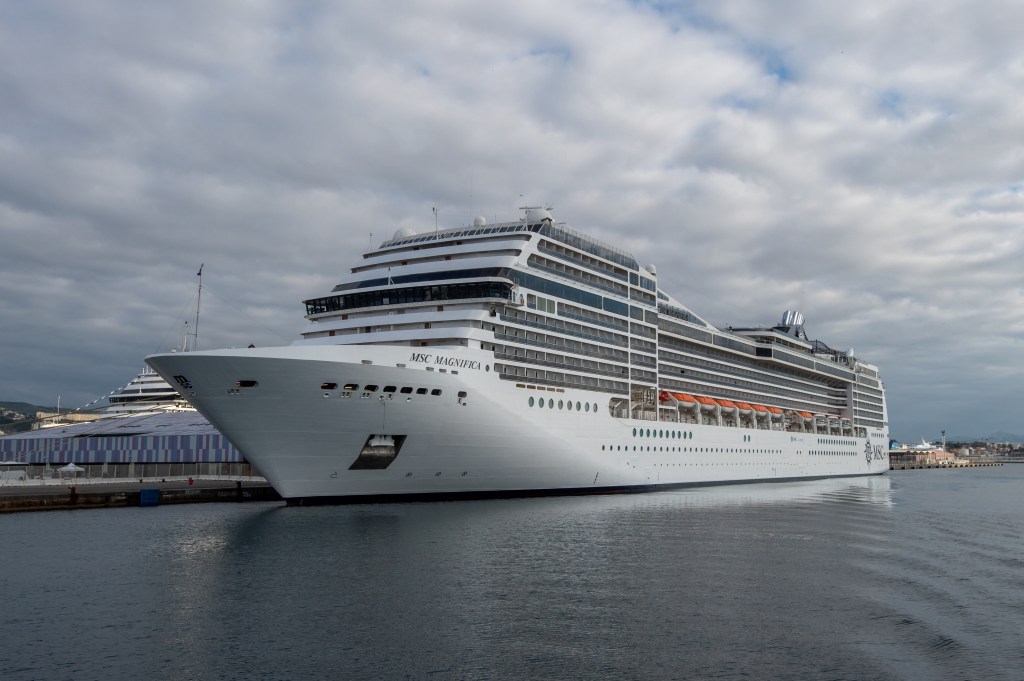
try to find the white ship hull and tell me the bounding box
[147,345,889,503]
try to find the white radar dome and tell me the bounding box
[393,227,417,240]
[474,216,487,227]
[526,208,553,223]
[646,264,657,276]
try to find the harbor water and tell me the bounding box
[2,467,1022,681]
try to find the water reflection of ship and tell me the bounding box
[635,476,893,509]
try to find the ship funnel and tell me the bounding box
[781,310,804,327]
[778,309,807,339]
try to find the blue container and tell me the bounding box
[139,488,161,507]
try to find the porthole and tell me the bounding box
[585,403,590,412]
[548,399,554,409]
[567,401,573,411]
[529,397,535,407]
[592,403,598,413]
[632,428,637,437]
[558,400,564,409]
[576,401,582,411]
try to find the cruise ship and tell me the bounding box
[146,208,889,503]
[105,367,191,413]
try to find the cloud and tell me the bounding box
[1,0,1021,441]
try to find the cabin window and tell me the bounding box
[321,382,338,390]
[364,385,379,392]
[383,386,397,393]
[416,388,428,395]
[430,389,442,396]
[236,380,259,388]
[400,386,413,394]
[343,383,359,391]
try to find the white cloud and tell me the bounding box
[1,0,1021,440]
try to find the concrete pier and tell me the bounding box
[0,478,281,513]
[889,461,1003,470]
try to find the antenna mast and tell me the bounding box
[194,264,203,351]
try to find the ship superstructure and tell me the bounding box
[147,209,889,502]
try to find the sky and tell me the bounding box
[1,1,1021,442]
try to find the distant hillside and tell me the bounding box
[0,401,58,434]
[947,432,1024,444]
[1,401,58,414]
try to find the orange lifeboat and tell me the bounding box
[673,393,698,410]
[734,401,753,415]
[695,396,718,411]
[715,399,737,414]
[658,390,674,403]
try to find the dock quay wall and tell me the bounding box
[0,480,281,513]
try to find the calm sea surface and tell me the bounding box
[3,467,1023,681]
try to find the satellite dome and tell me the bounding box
[526,208,553,224]
[393,227,417,240]
[473,216,487,227]
[646,264,657,276]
